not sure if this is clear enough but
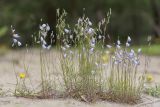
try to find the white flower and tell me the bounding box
[88,21,92,26]
[13,34,20,38]
[98,35,102,39]
[126,42,130,47]
[46,24,50,31]
[42,24,46,28]
[40,23,50,31]
[40,24,46,30]
[40,36,44,42]
[13,39,18,43]
[17,41,22,46]
[88,28,94,35]
[127,36,131,42]
[107,45,112,48]
[64,29,69,33]
[117,40,121,45]
[70,35,73,39]
[65,44,70,48]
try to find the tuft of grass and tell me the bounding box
[144,84,160,98]
[58,9,110,102]
[11,24,58,99]
[104,43,146,104]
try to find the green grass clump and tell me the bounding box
[145,85,160,98]
[57,10,109,101]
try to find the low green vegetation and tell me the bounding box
[133,45,160,56]
[145,85,160,98]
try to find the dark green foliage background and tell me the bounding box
[0,0,160,45]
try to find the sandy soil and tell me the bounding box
[0,49,160,107]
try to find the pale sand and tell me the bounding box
[0,49,160,107]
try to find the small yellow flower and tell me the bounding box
[146,74,153,82]
[102,54,109,63]
[19,73,26,79]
